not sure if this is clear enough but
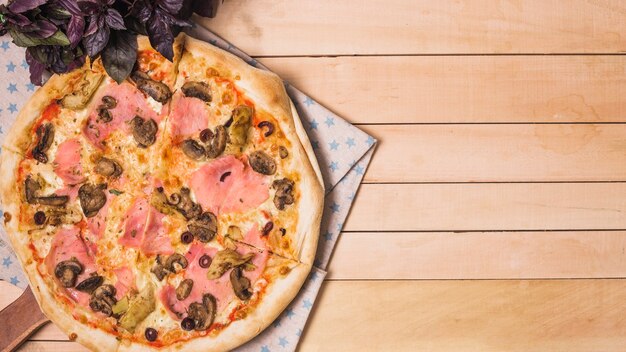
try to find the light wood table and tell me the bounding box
[3,1,626,350]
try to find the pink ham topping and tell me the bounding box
[189,155,269,215]
[113,266,135,300]
[169,95,211,143]
[119,197,174,255]
[83,82,164,148]
[53,139,85,185]
[45,226,97,306]
[159,243,269,320]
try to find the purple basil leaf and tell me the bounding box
[77,1,101,15]
[146,14,174,61]
[105,8,126,30]
[158,0,185,14]
[30,19,58,38]
[84,14,100,36]
[67,15,85,48]
[41,4,72,20]
[57,0,82,15]
[134,3,153,23]
[84,25,110,56]
[7,0,47,14]
[102,30,137,84]
[25,48,47,85]
[7,13,33,27]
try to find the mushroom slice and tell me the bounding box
[206,249,255,280]
[188,302,210,331]
[230,266,252,300]
[54,259,83,288]
[272,178,295,210]
[89,284,117,317]
[133,72,172,103]
[229,105,253,146]
[201,293,217,329]
[24,176,41,204]
[181,139,206,161]
[165,253,188,273]
[79,183,107,218]
[36,195,70,206]
[188,212,218,243]
[182,81,212,102]
[75,275,104,293]
[150,255,170,281]
[205,125,227,159]
[176,279,194,300]
[130,116,158,147]
[176,188,202,220]
[94,157,122,177]
[249,151,276,175]
[32,123,54,163]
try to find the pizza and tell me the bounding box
[0,34,323,351]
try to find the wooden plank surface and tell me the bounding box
[261,55,626,124]
[198,0,626,55]
[346,183,626,232]
[361,124,626,182]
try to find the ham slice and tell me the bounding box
[45,227,97,306]
[159,243,268,320]
[83,82,163,148]
[169,95,211,143]
[189,155,269,215]
[53,139,85,185]
[113,267,135,300]
[119,197,173,255]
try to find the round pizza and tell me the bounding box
[0,34,323,351]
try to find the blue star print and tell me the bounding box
[261,346,270,352]
[355,165,365,175]
[324,116,335,127]
[26,83,35,92]
[285,308,295,319]
[0,126,3,134]
[10,276,19,285]
[0,41,9,51]
[330,202,340,213]
[329,161,339,172]
[366,135,375,146]
[278,337,288,348]
[309,119,318,130]
[3,256,12,268]
[310,271,319,281]
[346,137,355,148]
[303,299,313,310]
[273,319,281,328]
[336,222,344,231]
[329,140,339,150]
[296,329,302,337]
[8,103,17,113]
[6,61,16,72]
[311,140,319,150]
[324,232,333,241]
[21,59,29,69]
[303,97,314,107]
[7,83,17,94]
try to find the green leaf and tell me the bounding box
[102,30,137,84]
[9,29,70,47]
[109,189,124,196]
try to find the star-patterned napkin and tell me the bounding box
[0,24,376,351]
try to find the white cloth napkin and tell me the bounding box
[0,25,376,351]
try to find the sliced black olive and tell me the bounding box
[272,178,295,210]
[181,231,194,244]
[165,253,188,273]
[262,221,274,236]
[279,146,289,159]
[101,95,117,109]
[130,116,158,148]
[199,254,212,268]
[205,125,227,159]
[230,266,252,300]
[229,105,253,146]
[249,151,276,175]
[182,81,212,102]
[133,72,172,103]
[34,211,46,225]
[54,259,83,288]
[257,121,274,137]
[181,317,195,331]
[79,183,107,218]
[279,228,286,236]
[176,279,193,300]
[75,275,104,293]
[32,123,54,163]
[188,212,217,243]
[89,284,117,316]
[199,128,213,143]
[181,139,206,161]
[94,157,122,177]
[219,171,231,182]
[145,327,158,342]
